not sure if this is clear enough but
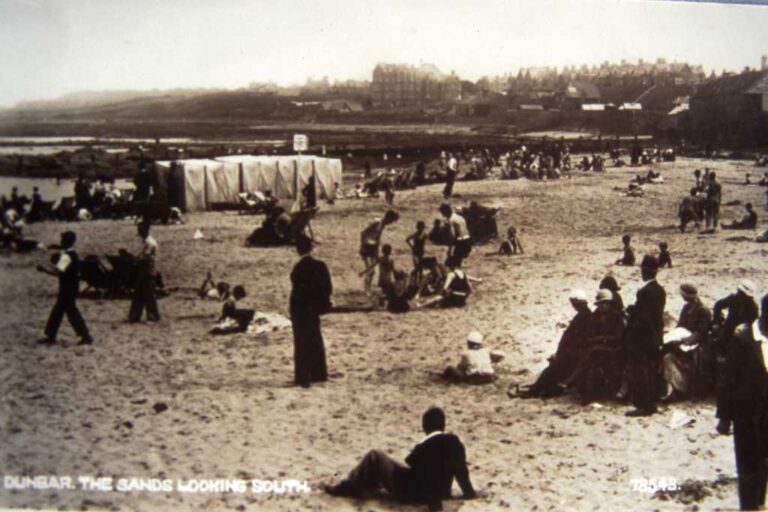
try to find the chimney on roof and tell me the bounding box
[762,54,767,71]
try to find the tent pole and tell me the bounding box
[203,165,209,211]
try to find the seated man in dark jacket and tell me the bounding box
[325,407,476,511]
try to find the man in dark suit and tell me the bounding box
[717,324,768,510]
[290,234,332,387]
[625,255,666,416]
[325,407,476,511]
[37,231,94,346]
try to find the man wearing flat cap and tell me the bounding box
[290,233,333,387]
[625,254,666,416]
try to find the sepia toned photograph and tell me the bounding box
[1,0,768,510]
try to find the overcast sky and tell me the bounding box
[0,0,766,107]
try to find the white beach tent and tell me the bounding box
[155,158,240,212]
[214,155,342,201]
[156,155,343,212]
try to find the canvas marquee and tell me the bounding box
[155,155,343,212]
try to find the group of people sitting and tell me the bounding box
[629,144,676,166]
[502,144,572,180]
[517,256,768,416]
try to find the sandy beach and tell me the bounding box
[2,157,767,511]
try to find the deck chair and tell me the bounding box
[288,207,318,242]
[80,255,115,298]
[105,253,137,296]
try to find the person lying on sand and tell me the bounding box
[324,407,477,511]
[210,285,255,335]
[441,331,500,384]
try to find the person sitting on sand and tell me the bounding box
[441,331,499,384]
[517,290,592,399]
[660,283,713,401]
[498,226,524,255]
[722,203,758,230]
[415,256,471,309]
[440,256,471,308]
[616,235,636,266]
[198,271,230,300]
[415,256,447,298]
[428,218,452,246]
[324,407,477,511]
[406,221,428,270]
[658,242,672,268]
[385,269,412,313]
[598,275,624,313]
[210,285,255,335]
[565,289,626,404]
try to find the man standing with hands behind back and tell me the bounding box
[290,233,333,388]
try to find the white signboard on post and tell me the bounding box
[293,134,308,153]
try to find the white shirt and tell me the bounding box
[459,348,494,376]
[56,252,72,273]
[447,157,458,172]
[419,430,445,445]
